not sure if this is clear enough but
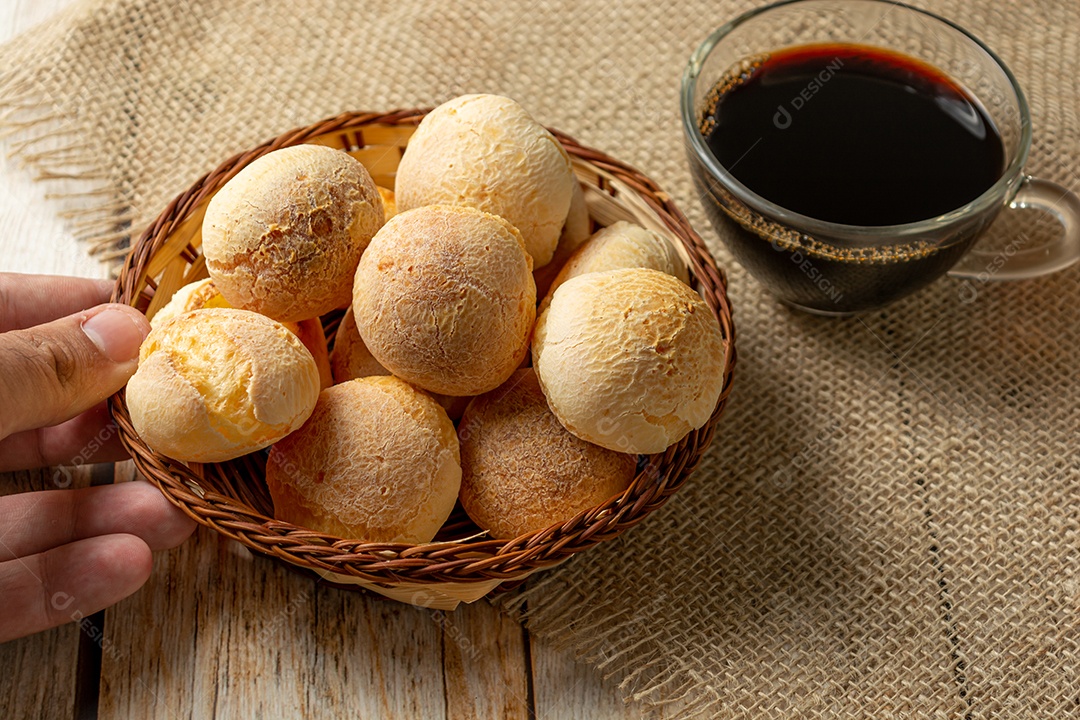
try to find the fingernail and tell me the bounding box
[82,307,148,363]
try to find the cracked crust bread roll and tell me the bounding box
[329,306,470,419]
[150,278,232,329]
[330,306,391,384]
[202,144,384,323]
[266,376,461,544]
[153,278,332,389]
[126,308,321,463]
[532,268,726,454]
[395,94,574,268]
[291,320,333,391]
[541,221,690,309]
[352,204,536,397]
[534,180,591,299]
[458,369,637,539]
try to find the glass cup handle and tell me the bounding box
[948,176,1080,281]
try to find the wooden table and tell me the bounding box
[0,3,651,717]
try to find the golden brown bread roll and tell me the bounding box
[266,376,461,544]
[352,205,536,397]
[395,94,574,268]
[532,268,726,454]
[202,144,384,323]
[292,317,333,390]
[126,308,321,462]
[330,306,470,419]
[150,278,232,329]
[541,221,690,309]
[330,306,391,384]
[458,369,637,539]
[561,180,592,253]
[376,186,397,222]
[534,180,591,299]
[153,278,332,389]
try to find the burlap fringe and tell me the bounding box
[0,69,133,274]
[500,576,725,718]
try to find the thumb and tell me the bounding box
[0,304,149,439]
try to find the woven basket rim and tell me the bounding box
[109,108,737,591]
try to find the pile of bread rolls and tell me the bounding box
[126,94,727,544]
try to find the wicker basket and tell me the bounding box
[109,109,737,610]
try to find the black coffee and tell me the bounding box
[692,44,1007,313]
[702,44,1004,225]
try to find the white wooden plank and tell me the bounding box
[100,526,450,719]
[0,468,90,720]
[532,634,668,720]
[442,600,531,719]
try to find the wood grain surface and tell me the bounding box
[96,488,630,719]
[0,469,88,720]
[0,2,652,718]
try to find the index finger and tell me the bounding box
[0,533,152,643]
[0,273,115,332]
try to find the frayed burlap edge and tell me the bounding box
[0,15,135,273]
[499,578,721,718]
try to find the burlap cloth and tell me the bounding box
[3,0,1078,716]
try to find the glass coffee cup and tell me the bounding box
[681,0,1080,315]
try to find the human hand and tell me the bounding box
[0,273,195,642]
